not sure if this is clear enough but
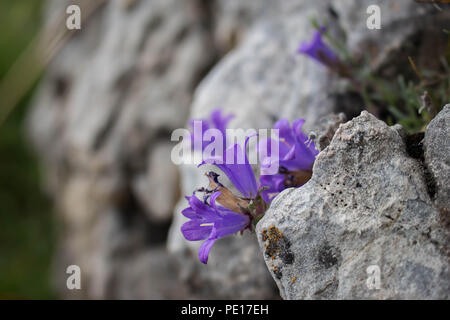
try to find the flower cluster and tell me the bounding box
[259,119,318,203]
[180,109,318,264]
[189,109,233,153]
[179,22,450,264]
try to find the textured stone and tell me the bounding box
[309,113,347,152]
[257,112,450,299]
[334,0,436,68]
[424,104,450,211]
[132,143,179,223]
[28,0,218,299]
[168,0,450,300]
[27,0,450,299]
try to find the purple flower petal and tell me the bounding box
[190,119,210,151]
[292,118,306,138]
[210,109,234,136]
[181,220,213,241]
[275,119,296,149]
[181,206,200,219]
[198,238,217,264]
[201,137,258,199]
[187,194,220,220]
[180,191,250,264]
[259,118,318,202]
[189,108,234,153]
[297,27,338,67]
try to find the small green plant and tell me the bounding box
[305,19,450,133]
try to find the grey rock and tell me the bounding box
[309,113,347,152]
[132,142,179,223]
[257,112,450,299]
[57,206,186,299]
[424,104,450,211]
[104,246,191,300]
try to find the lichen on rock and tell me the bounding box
[257,110,450,299]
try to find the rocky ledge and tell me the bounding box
[257,108,450,299]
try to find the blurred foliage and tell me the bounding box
[363,50,450,132]
[0,0,55,299]
[372,65,450,132]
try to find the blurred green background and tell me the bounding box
[0,0,55,299]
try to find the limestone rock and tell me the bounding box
[257,112,450,299]
[309,113,347,152]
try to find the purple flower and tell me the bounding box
[259,118,318,202]
[181,191,250,264]
[297,27,338,68]
[201,136,258,199]
[190,109,234,152]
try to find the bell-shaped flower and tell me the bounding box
[189,109,234,152]
[181,191,250,264]
[200,136,258,200]
[297,26,338,68]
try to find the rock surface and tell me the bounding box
[167,1,340,300]
[424,104,450,212]
[257,111,450,299]
[27,0,449,299]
